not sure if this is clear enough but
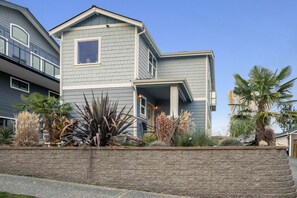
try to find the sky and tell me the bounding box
[8,0,297,135]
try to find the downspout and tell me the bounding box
[133,28,145,137]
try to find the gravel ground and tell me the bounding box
[0,174,191,198]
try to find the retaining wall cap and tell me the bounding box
[0,145,288,151]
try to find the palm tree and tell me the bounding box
[233,66,297,145]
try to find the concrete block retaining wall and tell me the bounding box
[0,146,296,198]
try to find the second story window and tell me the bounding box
[148,50,157,78]
[10,77,30,93]
[74,37,101,65]
[10,24,30,48]
[48,90,59,98]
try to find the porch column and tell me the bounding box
[170,85,179,118]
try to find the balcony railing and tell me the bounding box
[0,36,60,80]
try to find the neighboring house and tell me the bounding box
[0,0,60,128]
[50,6,216,136]
[276,128,297,157]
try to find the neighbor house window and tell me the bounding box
[48,90,59,98]
[148,50,157,78]
[139,95,147,118]
[0,36,8,55]
[10,24,30,47]
[10,77,29,93]
[74,37,101,65]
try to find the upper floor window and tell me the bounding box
[74,37,101,65]
[10,24,30,48]
[148,50,157,78]
[10,76,30,93]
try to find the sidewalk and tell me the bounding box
[0,174,191,198]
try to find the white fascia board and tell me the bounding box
[160,50,214,58]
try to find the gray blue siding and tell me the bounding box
[0,71,51,118]
[138,36,153,79]
[61,25,135,87]
[158,56,207,98]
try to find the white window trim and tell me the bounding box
[74,37,101,66]
[48,90,59,98]
[10,23,30,48]
[10,76,30,93]
[139,95,147,118]
[0,35,8,55]
[148,49,157,78]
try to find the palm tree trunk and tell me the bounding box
[255,121,265,145]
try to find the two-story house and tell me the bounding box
[0,0,60,128]
[50,6,216,136]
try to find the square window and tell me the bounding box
[75,38,101,65]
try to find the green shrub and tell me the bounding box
[177,131,217,147]
[142,133,157,144]
[220,138,243,146]
[0,127,13,145]
[229,118,255,138]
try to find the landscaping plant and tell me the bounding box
[142,132,157,145]
[75,92,135,146]
[0,127,13,145]
[219,138,243,146]
[155,112,178,144]
[51,113,78,143]
[14,92,72,142]
[177,131,217,146]
[14,111,39,146]
[233,66,297,145]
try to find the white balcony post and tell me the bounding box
[170,85,179,118]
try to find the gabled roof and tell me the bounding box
[0,0,59,53]
[49,5,143,37]
[49,5,215,59]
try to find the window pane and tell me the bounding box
[149,64,152,74]
[149,53,152,63]
[11,78,29,92]
[0,38,5,54]
[141,98,146,106]
[141,107,145,115]
[153,58,156,67]
[49,91,59,98]
[12,25,29,46]
[153,68,156,77]
[44,61,54,76]
[78,40,98,64]
[31,54,40,70]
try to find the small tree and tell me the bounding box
[233,66,297,145]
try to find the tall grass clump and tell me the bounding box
[14,111,40,146]
[219,138,243,146]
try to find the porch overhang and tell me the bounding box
[131,78,193,103]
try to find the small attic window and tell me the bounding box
[74,37,101,65]
[10,24,30,48]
